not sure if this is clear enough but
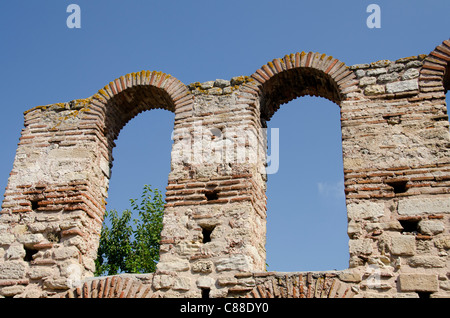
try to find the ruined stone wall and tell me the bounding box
[1,39,449,298]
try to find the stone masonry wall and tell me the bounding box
[1,39,449,298]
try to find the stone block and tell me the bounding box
[0,285,25,297]
[399,273,438,292]
[349,239,373,255]
[196,276,214,289]
[29,266,54,280]
[200,81,214,90]
[418,220,444,235]
[366,68,387,76]
[176,242,202,256]
[157,259,190,272]
[338,270,362,283]
[53,246,79,260]
[347,220,362,236]
[402,68,419,80]
[388,63,405,73]
[0,233,15,245]
[355,69,366,78]
[434,235,450,250]
[385,79,418,94]
[391,235,416,256]
[215,255,252,272]
[12,225,28,235]
[371,60,391,68]
[223,86,233,94]
[398,197,450,215]
[0,261,27,280]
[217,276,238,286]
[380,221,403,231]
[44,278,72,290]
[214,79,230,88]
[5,244,26,260]
[405,60,423,68]
[192,260,213,273]
[347,201,385,220]
[364,84,385,95]
[208,87,222,95]
[408,256,445,268]
[230,76,245,85]
[359,77,376,86]
[153,274,173,289]
[439,280,450,291]
[17,233,45,247]
[350,63,370,70]
[378,72,399,83]
[235,277,255,287]
[172,276,191,291]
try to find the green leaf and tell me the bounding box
[94,185,165,276]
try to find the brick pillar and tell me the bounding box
[156,77,268,297]
[343,54,450,297]
[0,99,105,297]
[0,71,192,298]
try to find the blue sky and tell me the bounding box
[0,1,448,272]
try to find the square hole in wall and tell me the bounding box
[201,288,210,299]
[201,225,216,243]
[30,199,40,211]
[399,218,419,234]
[387,180,408,194]
[204,190,219,201]
[24,247,38,262]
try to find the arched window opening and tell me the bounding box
[106,109,173,213]
[265,96,348,272]
[95,109,174,276]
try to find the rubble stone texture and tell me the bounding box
[1,39,450,298]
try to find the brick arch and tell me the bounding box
[243,52,355,121]
[85,70,193,208]
[88,70,193,143]
[419,39,450,94]
[241,53,354,272]
[82,71,193,279]
[242,273,356,298]
[62,275,154,298]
